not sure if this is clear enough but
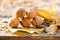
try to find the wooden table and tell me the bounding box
[0,36,60,40]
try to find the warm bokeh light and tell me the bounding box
[50,5,55,16]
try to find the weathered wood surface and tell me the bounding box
[0,36,60,40]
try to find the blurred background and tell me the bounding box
[0,0,60,17]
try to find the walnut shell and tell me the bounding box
[21,17,31,28]
[32,17,43,28]
[27,9,37,19]
[16,8,26,18]
[9,18,20,28]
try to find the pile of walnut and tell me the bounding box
[9,8,58,35]
[9,8,43,28]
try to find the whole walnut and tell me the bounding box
[16,8,26,18]
[21,17,31,28]
[27,9,37,19]
[9,18,20,28]
[32,17,43,28]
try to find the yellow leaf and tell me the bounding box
[37,9,53,20]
